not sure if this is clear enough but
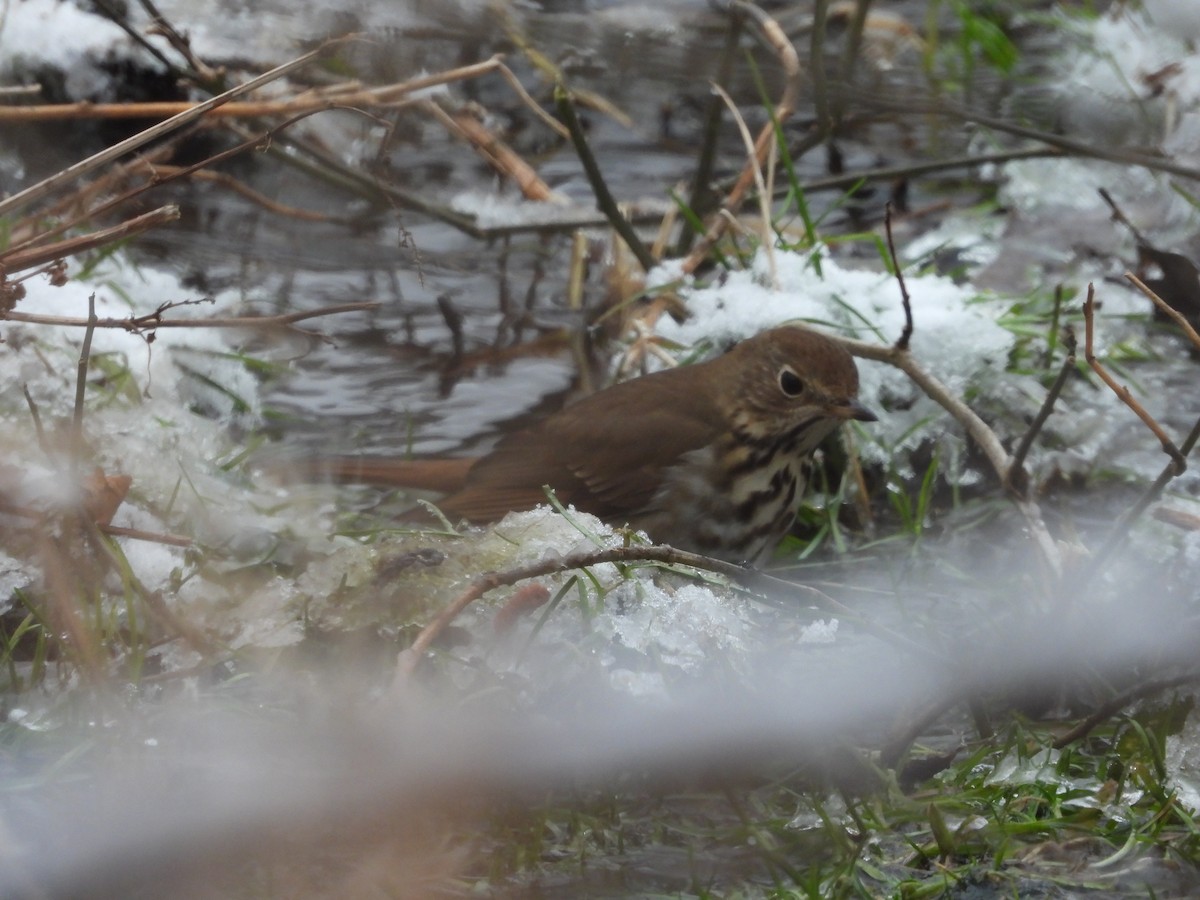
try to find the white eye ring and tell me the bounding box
[778,366,805,397]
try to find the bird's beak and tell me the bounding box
[832,399,878,422]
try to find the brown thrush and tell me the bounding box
[300,326,875,563]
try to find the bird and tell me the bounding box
[292,326,875,564]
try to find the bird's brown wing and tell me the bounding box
[438,367,723,524]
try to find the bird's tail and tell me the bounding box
[261,455,475,494]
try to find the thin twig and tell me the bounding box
[711,82,777,287]
[883,203,913,350]
[840,334,1063,581]
[91,0,188,84]
[1008,325,1077,492]
[154,165,358,222]
[0,37,350,219]
[1098,187,1148,246]
[21,384,49,453]
[100,523,193,547]
[683,2,801,274]
[809,0,831,134]
[0,206,181,276]
[1127,271,1200,350]
[1083,283,1185,473]
[422,100,564,203]
[1052,670,1200,749]
[841,337,1011,480]
[555,82,656,272]
[223,118,487,237]
[848,89,1200,184]
[136,0,222,84]
[71,294,98,478]
[836,0,873,88]
[2,301,378,330]
[674,8,744,256]
[777,147,1063,198]
[1087,413,1200,576]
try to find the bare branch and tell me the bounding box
[839,334,1062,581]
[1008,325,1078,492]
[0,206,181,275]
[1126,270,1200,350]
[2,301,379,330]
[1083,283,1185,473]
[884,203,913,350]
[0,36,352,219]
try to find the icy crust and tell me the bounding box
[414,508,842,702]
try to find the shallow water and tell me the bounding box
[117,0,964,457]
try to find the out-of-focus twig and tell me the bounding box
[422,100,564,203]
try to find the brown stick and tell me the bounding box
[101,524,192,547]
[2,301,379,330]
[422,101,562,203]
[0,206,181,275]
[151,165,355,222]
[1082,283,1185,473]
[682,2,801,274]
[1008,326,1077,491]
[0,37,350,220]
[1126,270,1200,350]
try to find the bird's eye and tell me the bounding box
[778,366,805,397]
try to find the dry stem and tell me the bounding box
[712,83,778,287]
[0,38,349,220]
[422,101,564,203]
[883,204,914,350]
[1126,271,1200,350]
[1082,284,1185,473]
[1009,326,1077,490]
[0,206,180,276]
[3,301,379,331]
[682,3,801,274]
